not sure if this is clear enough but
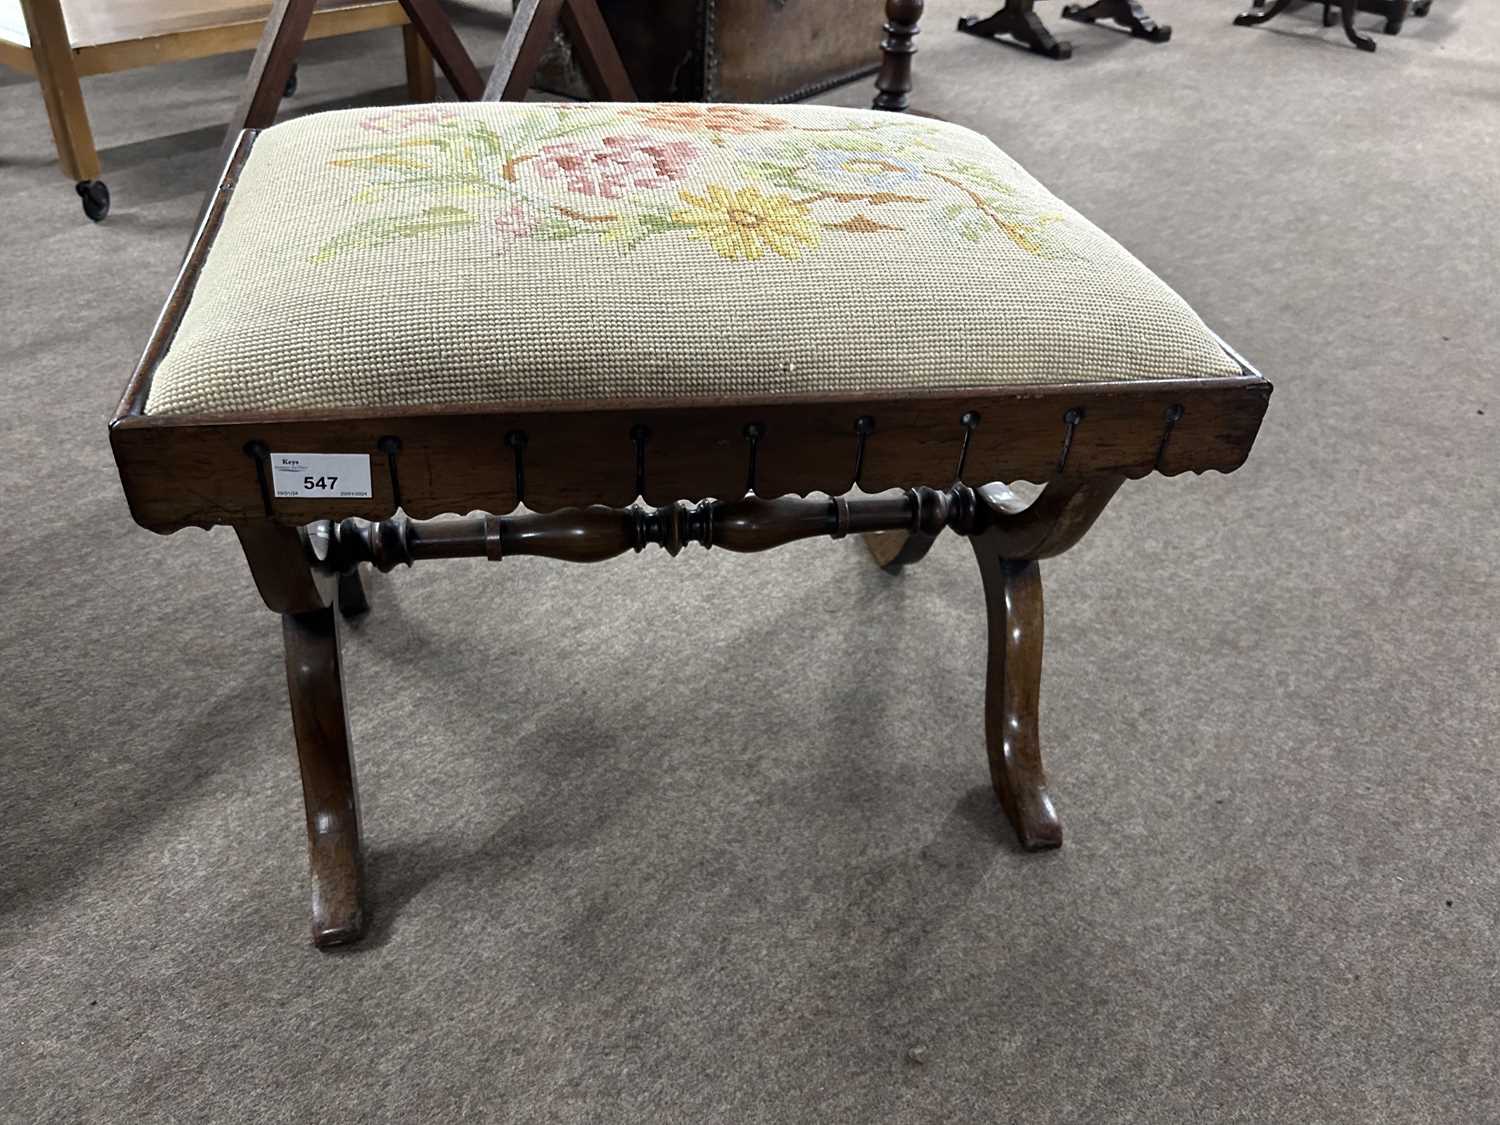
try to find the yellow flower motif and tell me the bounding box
[672,185,819,261]
[624,105,789,135]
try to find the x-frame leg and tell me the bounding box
[866,476,1123,848]
[233,475,1129,946]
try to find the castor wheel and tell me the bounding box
[1323,3,1338,26]
[1411,0,1430,14]
[284,65,298,98]
[76,179,110,222]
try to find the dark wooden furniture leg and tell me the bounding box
[1060,0,1171,41]
[1252,0,1419,25]
[483,0,636,102]
[972,556,1057,848]
[1340,0,1379,48]
[864,528,938,572]
[964,478,1123,848]
[873,0,924,112]
[1237,0,1380,47]
[283,605,364,946]
[1235,0,1297,28]
[958,1,1073,61]
[337,567,373,618]
[864,476,1123,847]
[238,523,365,948]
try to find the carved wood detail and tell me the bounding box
[874,0,924,111]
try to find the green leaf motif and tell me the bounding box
[601,210,695,253]
[531,218,588,242]
[312,205,475,263]
[946,159,1020,196]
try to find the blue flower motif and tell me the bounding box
[809,148,923,189]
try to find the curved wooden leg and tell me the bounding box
[970,553,1060,850]
[874,0,924,111]
[962,474,1123,849]
[1341,0,1378,48]
[863,528,938,573]
[283,605,366,947]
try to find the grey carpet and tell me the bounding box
[2,1,1497,1121]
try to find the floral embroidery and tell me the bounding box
[494,204,537,243]
[313,105,1070,264]
[530,134,701,199]
[809,149,923,189]
[672,186,819,261]
[622,104,790,136]
[358,107,462,133]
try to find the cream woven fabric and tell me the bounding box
[145,102,1242,416]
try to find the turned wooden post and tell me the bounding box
[873,0,924,112]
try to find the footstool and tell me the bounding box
[111,102,1271,947]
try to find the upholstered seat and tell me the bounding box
[145,101,1242,417]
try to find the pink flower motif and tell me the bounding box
[493,205,536,247]
[531,135,701,199]
[359,108,461,133]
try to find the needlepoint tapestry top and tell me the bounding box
[144,102,1243,416]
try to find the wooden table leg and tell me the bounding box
[21,0,107,218]
[402,22,436,102]
[957,1,1073,61]
[399,0,485,100]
